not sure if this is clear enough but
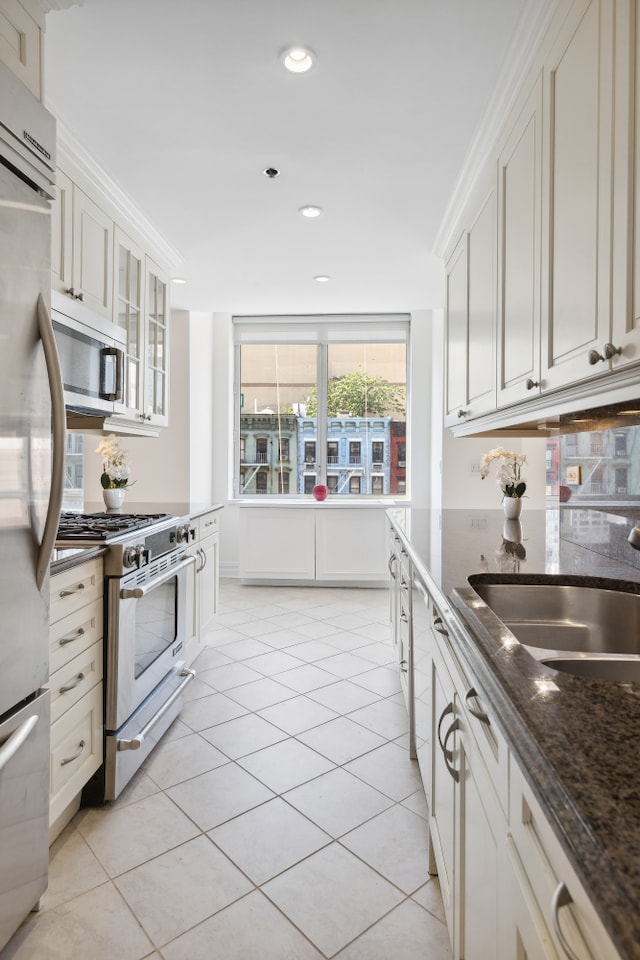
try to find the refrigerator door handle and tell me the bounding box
[0,714,38,773]
[36,294,65,591]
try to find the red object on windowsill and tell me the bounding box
[313,484,329,501]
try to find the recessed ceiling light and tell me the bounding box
[171,277,186,285]
[299,205,322,218]
[280,46,315,74]
[263,167,280,178]
[314,275,330,283]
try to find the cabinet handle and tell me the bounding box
[465,687,490,726]
[59,672,85,695]
[603,342,622,360]
[400,610,409,623]
[400,659,408,673]
[457,409,467,418]
[442,719,460,783]
[59,582,86,598]
[437,702,455,760]
[525,378,539,390]
[388,555,397,579]
[59,627,85,646]
[433,615,449,637]
[139,412,152,421]
[199,547,208,572]
[60,739,86,767]
[204,519,216,529]
[65,287,84,301]
[551,882,582,960]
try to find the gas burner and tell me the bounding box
[57,511,173,542]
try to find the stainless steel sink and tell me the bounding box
[472,582,640,655]
[540,655,640,683]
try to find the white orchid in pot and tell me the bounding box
[96,434,132,509]
[480,446,527,518]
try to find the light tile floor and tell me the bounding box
[3,581,453,960]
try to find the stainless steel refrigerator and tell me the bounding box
[0,61,65,949]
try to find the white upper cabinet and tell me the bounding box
[445,166,497,427]
[540,0,617,392]
[113,226,144,419]
[497,74,543,407]
[143,257,169,427]
[52,174,114,320]
[0,0,42,100]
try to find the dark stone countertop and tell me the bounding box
[388,505,640,960]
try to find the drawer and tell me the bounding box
[194,510,219,542]
[50,558,103,625]
[50,684,103,826]
[49,641,103,724]
[509,760,614,960]
[50,602,103,675]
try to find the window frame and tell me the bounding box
[232,314,410,500]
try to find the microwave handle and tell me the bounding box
[100,346,125,402]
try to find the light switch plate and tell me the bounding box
[566,465,582,484]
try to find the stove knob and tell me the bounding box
[177,523,192,544]
[123,546,139,568]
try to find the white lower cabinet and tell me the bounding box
[49,558,104,840]
[239,506,388,583]
[185,509,221,666]
[401,531,619,960]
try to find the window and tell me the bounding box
[615,467,628,493]
[256,437,268,464]
[278,472,290,494]
[590,432,603,457]
[256,471,267,494]
[615,432,627,457]
[234,314,408,498]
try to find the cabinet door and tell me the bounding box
[457,713,502,960]
[610,0,640,368]
[72,186,113,319]
[497,74,543,406]
[51,168,73,298]
[0,0,42,99]
[412,575,432,797]
[429,647,457,945]
[467,173,497,418]
[444,233,469,426]
[144,257,169,426]
[199,532,219,635]
[315,507,389,581]
[114,226,144,419]
[541,0,615,391]
[500,839,560,960]
[239,508,315,580]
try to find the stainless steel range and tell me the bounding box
[56,512,196,801]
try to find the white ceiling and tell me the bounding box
[44,0,528,315]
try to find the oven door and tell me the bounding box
[106,552,196,731]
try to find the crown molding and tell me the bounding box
[53,117,184,271]
[433,0,561,260]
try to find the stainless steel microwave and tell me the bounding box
[51,293,126,417]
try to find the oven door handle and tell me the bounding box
[120,553,196,599]
[117,667,196,751]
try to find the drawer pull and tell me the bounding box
[60,739,86,767]
[400,659,408,673]
[437,702,455,760]
[465,687,490,726]
[443,719,460,783]
[59,673,85,695]
[551,882,581,960]
[400,610,409,623]
[59,582,86,598]
[59,627,85,646]
[433,615,449,637]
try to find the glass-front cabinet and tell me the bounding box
[113,229,169,428]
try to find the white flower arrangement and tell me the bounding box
[480,446,527,499]
[96,434,131,489]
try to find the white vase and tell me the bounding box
[103,487,126,511]
[503,497,522,520]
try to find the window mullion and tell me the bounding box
[316,343,328,486]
